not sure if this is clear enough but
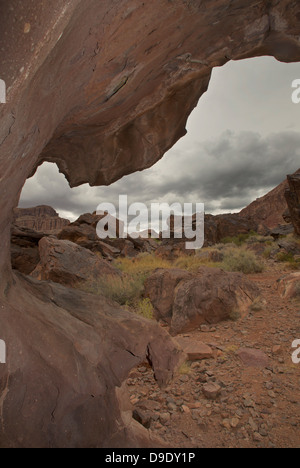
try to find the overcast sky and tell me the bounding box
[19,56,300,224]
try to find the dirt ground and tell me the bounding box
[126,261,300,448]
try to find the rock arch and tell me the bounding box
[0,0,299,447]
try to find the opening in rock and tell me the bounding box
[18,57,300,230]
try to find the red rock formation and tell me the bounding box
[285,173,300,236]
[239,170,300,230]
[1,0,300,448]
[14,205,70,232]
[145,267,260,335]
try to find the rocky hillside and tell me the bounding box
[239,169,300,229]
[14,205,70,232]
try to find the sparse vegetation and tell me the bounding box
[220,247,264,274]
[178,362,192,375]
[250,297,265,312]
[114,254,172,278]
[276,251,300,270]
[229,308,241,322]
[135,298,154,320]
[221,231,257,246]
[173,254,221,271]
[87,274,144,307]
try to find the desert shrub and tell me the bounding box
[89,275,144,306]
[221,231,257,246]
[134,298,154,320]
[263,246,274,259]
[174,253,221,271]
[229,308,241,322]
[276,251,294,263]
[178,362,192,375]
[221,248,264,274]
[114,254,172,278]
[246,235,275,245]
[250,297,265,312]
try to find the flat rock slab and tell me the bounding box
[175,337,213,361]
[202,382,222,400]
[237,348,269,368]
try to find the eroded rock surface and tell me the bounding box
[0,273,182,448]
[1,0,300,448]
[14,205,70,232]
[145,267,260,335]
[285,173,300,236]
[31,236,120,288]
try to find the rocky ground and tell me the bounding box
[126,261,300,448]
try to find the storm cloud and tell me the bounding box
[20,130,300,221]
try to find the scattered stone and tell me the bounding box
[222,419,231,430]
[230,417,240,428]
[237,348,269,368]
[181,405,191,414]
[202,383,221,400]
[272,345,282,355]
[176,337,214,361]
[132,408,152,429]
[160,413,171,425]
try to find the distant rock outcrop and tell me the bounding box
[14,205,70,232]
[239,170,300,231]
[285,173,300,236]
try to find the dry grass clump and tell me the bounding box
[220,247,264,274]
[114,254,172,277]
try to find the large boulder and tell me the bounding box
[145,267,260,335]
[0,273,182,448]
[277,272,300,299]
[145,269,193,323]
[11,225,46,274]
[31,237,120,288]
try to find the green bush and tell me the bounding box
[221,248,264,274]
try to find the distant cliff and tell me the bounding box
[14,205,70,232]
[239,170,300,230]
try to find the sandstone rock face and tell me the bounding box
[0,273,182,448]
[14,206,70,232]
[145,269,193,324]
[1,0,300,449]
[277,272,300,299]
[11,225,45,274]
[58,212,155,259]
[204,214,259,244]
[285,173,300,236]
[31,237,120,288]
[145,267,260,335]
[239,169,300,231]
[164,213,258,250]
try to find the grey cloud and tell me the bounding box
[19,130,300,220]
